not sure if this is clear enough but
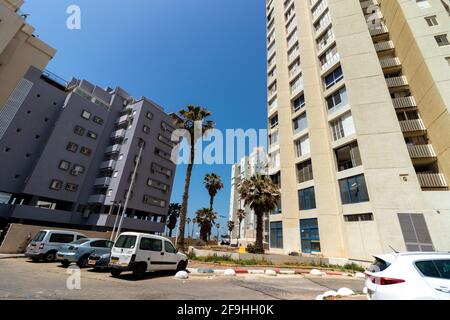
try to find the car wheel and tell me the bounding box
[31,257,40,262]
[132,263,147,280]
[77,255,89,268]
[61,260,71,268]
[177,260,187,272]
[110,269,122,277]
[45,251,57,262]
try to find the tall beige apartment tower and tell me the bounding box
[266,0,450,261]
[0,0,56,108]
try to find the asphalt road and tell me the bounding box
[0,258,365,300]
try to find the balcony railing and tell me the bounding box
[370,24,388,36]
[100,160,117,170]
[399,119,426,133]
[289,63,301,78]
[407,144,436,159]
[94,177,112,187]
[392,96,416,109]
[386,75,408,88]
[380,57,401,69]
[288,48,300,64]
[269,99,278,111]
[110,129,126,140]
[291,78,304,95]
[321,53,340,71]
[286,20,297,35]
[374,40,394,52]
[361,0,378,10]
[88,194,106,204]
[417,173,448,189]
[105,144,121,154]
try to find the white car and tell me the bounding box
[109,232,188,279]
[365,252,450,300]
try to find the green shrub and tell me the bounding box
[246,243,264,254]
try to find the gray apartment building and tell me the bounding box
[0,66,177,235]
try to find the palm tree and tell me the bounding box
[186,217,191,238]
[166,203,181,237]
[191,218,197,239]
[172,106,214,251]
[195,208,217,242]
[238,174,280,253]
[227,220,235,241]
[236,209,246,243]
[203,173,224,211]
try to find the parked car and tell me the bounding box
[365,252,450,300]
[87,252,111,270]
[220,239,231,246]
[109,232,188,279]
[26,230,87,262]
[57,238,114,268]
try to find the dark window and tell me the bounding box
[324,66,344,89]
[115,235,137,249]
[297,160,313,183]
[398,213,435,252]
[80,147,92,156]
[59,160,71,171]
[93,116,104,125]
[155,148,171,161]
[326,86,347,112]
[367,258,391,273]
[416,260,450,280]
[66,142,78,153]
[49,233,74,243]
[270,114,279,128]
[81,110,91,120]
[146,112,153,120]
[65,183,78,192]
[77,235,87,240]
[32,231,47,242]
[270,221,283,249]
[344,213,374,222]
[140,238,163,251]
[151,162,172,178]
[87,131,97,140]
[161,121,175,134]
[71,165,85,176]
[164,241,176,253]
[74,126,85,136]
[90,240,109,248]
[298,187,316,210]
[435,34,449,46]
[49,179,63,191]
[293,95,305,112]
[335,141,362,171]
[143,125,150,134]
[143,195,166,207]
[293,113,307,133]
[300,218,321,253]
[338,174,369,204]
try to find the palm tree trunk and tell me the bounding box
[177,145,195,252]
[256,211,264,252]
[209,196,214,211]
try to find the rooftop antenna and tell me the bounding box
[389,245,399,253]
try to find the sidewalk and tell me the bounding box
[0,254,26,260]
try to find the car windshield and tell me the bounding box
[115,235,137,249]
[70,239,90,245]
[32,231,47,242]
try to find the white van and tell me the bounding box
[109,232,188,279]
[26,229,87,262]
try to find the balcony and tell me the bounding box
[386,75,408,88]
[291,78,304,95]
[110,129,126,140]
[121,107,133,115]
[321,53,340,72]
[268,99,278,112]
[408,144,437,159]
[380,57,401,69]
[417,173,448,189]
[315,15,332,37]
[105,144,121,154]
[399,119,426,133]
[312,2,327,22]
[94,177,112,188]
[268,88,277,100]
[116,115,131,126]
[289,63,301,78]
[361,0,378,10]
[374,40,394,52]
[288,48,300,64]
[392,96,416,109]
[370,24,388,37]
[286,20,297,35]
[88,194,106,204]
[100,160,117,170]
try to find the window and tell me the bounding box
[49,180,63,190]
[270,221,283,249]
[143,125,150,134]
[330,112,355,141]
[140,238,162,251]
[335,141,362,171]
[93,116,104,125]
[295,135,310,158]
[270,114,279,128]
[164,241,177,253]
[65,183,78,192]
[297,160,314,183]
[147,178,169,192]
[115,235,137,249]
[161,121,175,134]
[59,160,71,171]
[49,233,74,243]
[146,112,153,120]
[155,148,171,161]
[326,86,348,113]
[416,260,450,279]
[398,213,435,252]
[293,113,307,134]
[298,187,316,210]
[344,213,374,222]
[300,218,321,253]
[324,66,343,89]
[74,126,85,136]
[293,95,305,112]
[71,165,85,176]
[425,15,439,26]
[81,110,91,120]
[339,174,370,204]
[435,34,449,46]
[80,147,92,156]
[143,195,166,207]
[90,240,111,248]
[87,131,97,140]
[158,134,175,148]
[151,162,172,178]
[66,142,78,153]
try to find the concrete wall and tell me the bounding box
[0,223,111,254]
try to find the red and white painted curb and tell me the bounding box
[187,267,356,277]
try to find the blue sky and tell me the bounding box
[22,0,267,236]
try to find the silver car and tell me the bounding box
[57,238,114,268]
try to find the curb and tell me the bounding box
[187,267,351,277]
[0,254,26,260]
